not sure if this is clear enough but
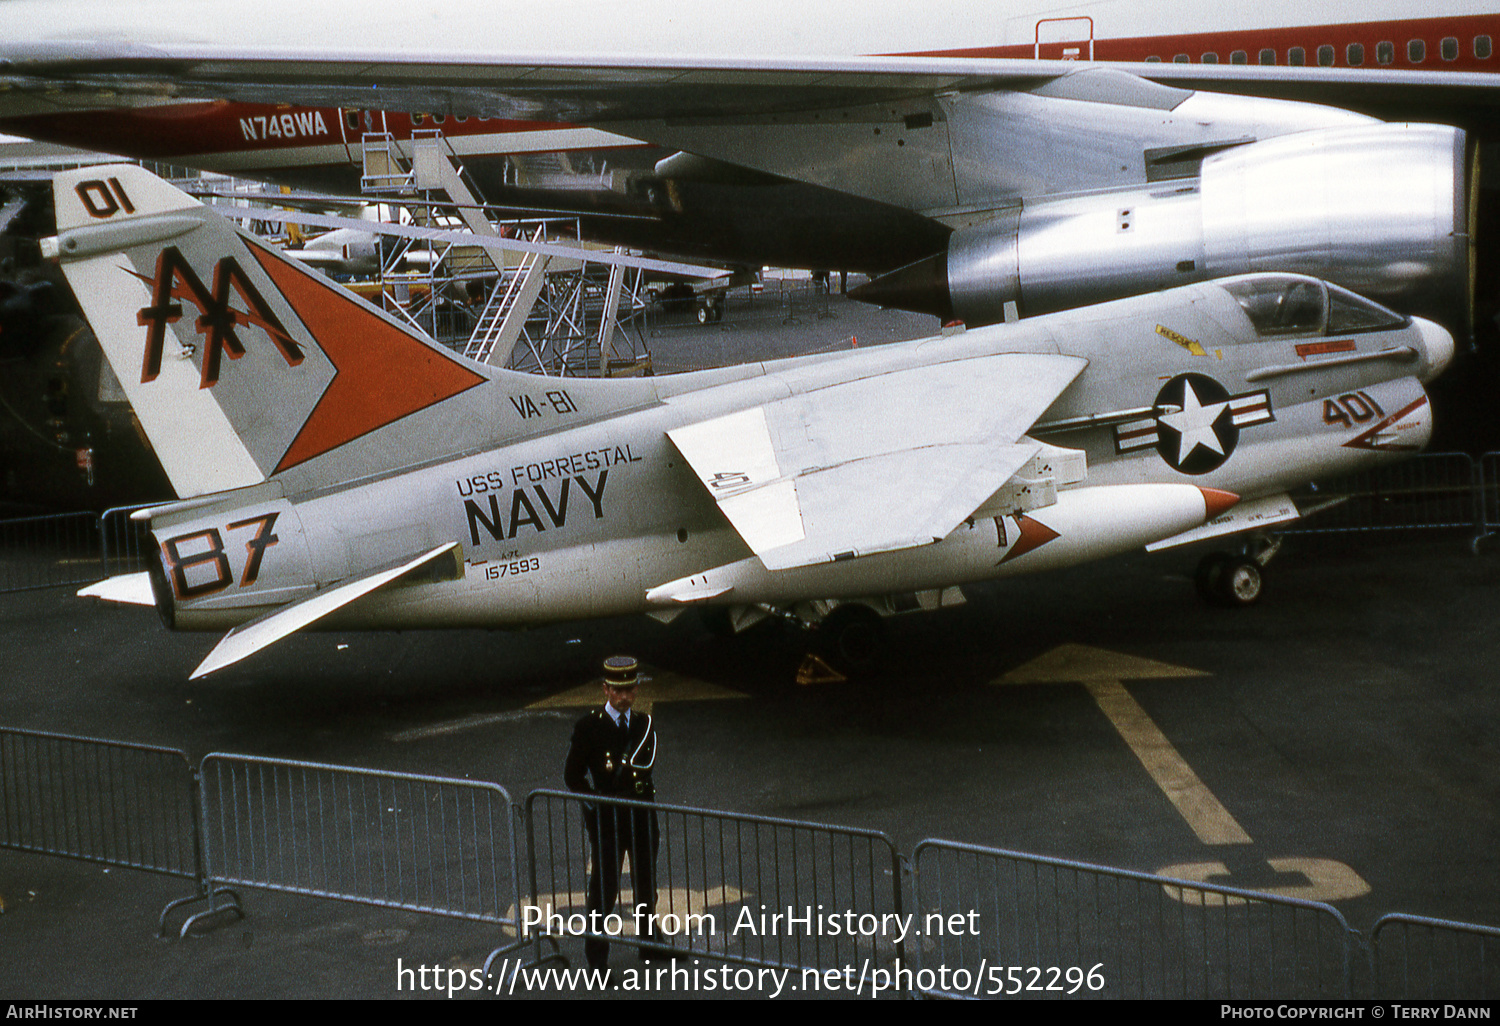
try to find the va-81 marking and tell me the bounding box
[509,389,578,420]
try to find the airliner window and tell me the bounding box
[1201,52,1219,64]
[1478,36,1493,59]
[1347,42,1365,65]
[1442,37,1459,61]
[1224,277,1327,336]
[1318,45,1334,66]
[1409,39,1426,63]
[1259,48,1276,65]
[1288,46,1305,66]
[1231,50,1248,64]
[1325,285,1408,333]
[1378,41,1394,64]
[1174,53,1189,63]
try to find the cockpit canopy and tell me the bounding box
[1221,275,1409,337]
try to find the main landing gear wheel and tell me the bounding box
[817,604,887,672]
[1220,556,1264,606]
[1196,552,1264,607]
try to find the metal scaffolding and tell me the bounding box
[358,129,652,376]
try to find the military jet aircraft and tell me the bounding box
[58,165,1452,678]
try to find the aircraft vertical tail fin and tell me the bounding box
[48,164,490,497]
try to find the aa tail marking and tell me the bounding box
[131,246,301,387]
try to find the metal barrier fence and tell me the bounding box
[1480,454,1500,537]
[911,840,1354,999]
[5,728,1500,998]
[196,754,520,932]
[0,502,159,594]
[99,503,158,578]
[524,789,903,982]
[0,726,201,879]
[1371,913,1500,999]
[0,511,104,592]
[0,727,239,936]
[1287,452,1485,539]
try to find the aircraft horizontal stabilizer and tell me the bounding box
[668,353,1086,570]
[190,542,462,680]
[78,572,155,606]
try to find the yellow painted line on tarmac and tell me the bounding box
[528,667,748,713]
[1085,679,1250,846]
[999,645,1374,899]
[388,709,557,742]
[392,670,746,740]
[996,643,1209,687]
[998,644,1250,846]
[1156,858,1371,905]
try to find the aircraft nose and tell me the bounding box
[1413,317,1455,382]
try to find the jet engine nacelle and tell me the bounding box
[857,124,1472,334]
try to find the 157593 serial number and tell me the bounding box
[485,557,541,580]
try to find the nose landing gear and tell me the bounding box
[1195,533,1280,608]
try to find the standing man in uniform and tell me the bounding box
[564,655,660,969]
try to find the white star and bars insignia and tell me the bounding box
[1115,391,1273,455]
[1114,375,1275,474]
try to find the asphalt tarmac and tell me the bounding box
[3,529,1498,999]
[2,295,1498,1000]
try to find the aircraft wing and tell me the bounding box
[0,46,1057,121]
[667,353,1085,571]
[3,43,1493,227]
[2,43,1497,124]
[0,25,1486,331]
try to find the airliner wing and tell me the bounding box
[4,43,1494,220]
[2,44,1496,123]
[0,46,1050,121]
[667,353,1086,570]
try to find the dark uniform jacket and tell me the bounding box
[565,706,656,800]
